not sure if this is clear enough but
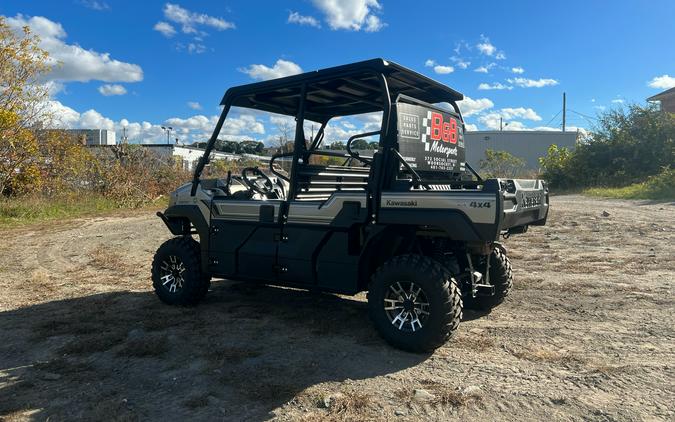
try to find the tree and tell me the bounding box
[0,17,50,126]
[329,141,346,150]
[539,104,675,188]
[350,138,369,150]
[0,18,50,195]
[479,149,526,178]
[272,119,294,154]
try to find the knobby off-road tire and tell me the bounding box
[368,255,463,353]
[465,247,513,310]
[151,237,210,306]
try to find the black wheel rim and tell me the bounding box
[384,281,430,332]
[159,255,186,293]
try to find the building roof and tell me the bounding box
[647,87,675,101]
[220,58,464,122]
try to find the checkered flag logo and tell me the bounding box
[421,110,432,151]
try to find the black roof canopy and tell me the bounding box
[221,59,463,122]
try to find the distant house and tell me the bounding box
[647,87,675,113]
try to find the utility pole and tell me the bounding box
[499,117,503,131]
[562,92,566,132]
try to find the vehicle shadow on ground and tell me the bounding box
[0,281,431,420]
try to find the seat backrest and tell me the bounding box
[295,164,370,201]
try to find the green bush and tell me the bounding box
[539,104,674,190]
[479,149,527,178]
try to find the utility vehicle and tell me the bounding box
[152,59,549,352]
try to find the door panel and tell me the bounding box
[277,193,367,287]
[237,227,278,281]
[209,199,282,281]
[276,227,327,284]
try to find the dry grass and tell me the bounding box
[453,333,496,351]
[88,245,136,274]
[587,363,629,375]
[324,390,372,416]
[511,347,585,365]
[394,380,482,408]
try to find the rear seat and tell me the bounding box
[295,165,370,201]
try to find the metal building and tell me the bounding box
[66,129,116,146]
[464,130,579,170]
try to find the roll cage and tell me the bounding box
[191,58,466,197]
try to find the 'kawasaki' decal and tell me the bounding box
[386,200,418,207]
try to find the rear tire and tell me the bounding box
[465,247,513,310]
[368,255,462,353]
[151,237,210,306]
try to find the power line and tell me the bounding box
[567,109,598,127]
[569,109,598,121]
[544,109,562,127]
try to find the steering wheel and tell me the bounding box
[241,167,278,197]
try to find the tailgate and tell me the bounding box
[500,179,549,230]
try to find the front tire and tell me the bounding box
[368,255,463,353]
[151,237,210,306]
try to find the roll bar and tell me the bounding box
[346,130,380,164]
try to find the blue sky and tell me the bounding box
[2,0,674,144]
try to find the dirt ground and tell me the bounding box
[0,195,673,421]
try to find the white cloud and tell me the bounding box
[464,123,478,132]
[433,65,454,74]
[153,21,176,37]
[45,100,81,128]
[450,56,470,69]
[511,67,524,74]
[478,82,512,91]
[424,59,436,67]
[163,3,235,34]
[78,0,110,11]
[495,52,506,60]
[80,109,115,130]
[44,100,267,144]
[186,43,206,54]
[474,63,496,73]
[647,74,675,89]
[611,99,625,104]
[458,97,494,117]
[187,101,202,110]
[311,0,385,32]
[500,107,542,121]
[5,14,143,83]
[476,35,496,56]
[287,12,321,28]
[477,108,542,130]
[164,115,211,131]
[240,59,303,81]
[508,77,559,88]
[98,84,127,96]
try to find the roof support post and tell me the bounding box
[191,102,230,195]
[286,83,308,202]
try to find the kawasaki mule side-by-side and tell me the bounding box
[152,59,548,352]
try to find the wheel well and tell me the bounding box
[358,225,450,291]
